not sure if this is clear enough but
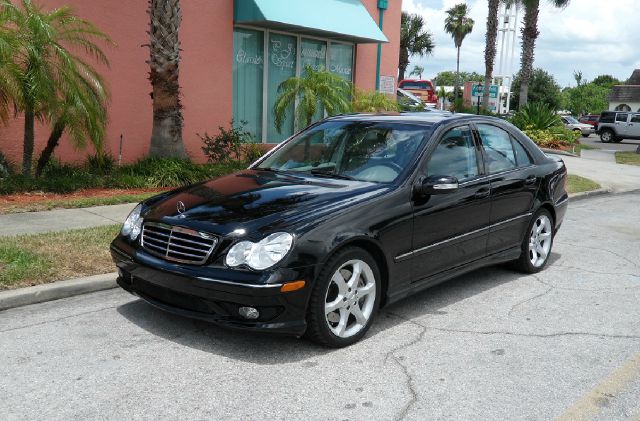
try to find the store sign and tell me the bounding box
[471,84,499,98]
[236,49,263,65]
[270,39,295,70]
[379,75,395,94]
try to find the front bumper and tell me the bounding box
[111,238,312,336]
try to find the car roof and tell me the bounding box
[325,112,504,127]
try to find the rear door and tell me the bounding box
[629,114,640,138]
[615,113,630,137]
[475,123,537,255]
[410,125,491,281]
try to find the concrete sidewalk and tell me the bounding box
[561,153,640,193]
[0,203,135,237]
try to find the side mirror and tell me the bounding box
[420,175,459,195]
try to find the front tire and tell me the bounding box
[512,209,554,274]
[305,247,381,348]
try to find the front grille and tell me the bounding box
[141,222,218,265]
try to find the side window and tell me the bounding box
[615,113,628,123]
[630,114,640,123]
[425,126,478,182]
[511,136,533,167]
[476,124,516,173]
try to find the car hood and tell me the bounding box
[142,169,389,238]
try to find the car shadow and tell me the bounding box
[117,254,561,365]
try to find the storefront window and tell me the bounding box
[329,43,354,81]
[233,29,354,143]
[233,28,264,141]
[267,33,297,143]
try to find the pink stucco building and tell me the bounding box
[0,0,401,165]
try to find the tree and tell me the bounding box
[517,0,570,108]
[399,12,435,81]
[573,70,583,87]
[273,65,352,133]
[409,65,424,79]
[591,74,621,88]
[444,3,475,99]
[0,0,111,175]
[510,68,561,110]
[434,70,483,86]
[147,0,187,158]
[0,11,19,124]
[483,0,500,109]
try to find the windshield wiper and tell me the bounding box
[308,169,355,180]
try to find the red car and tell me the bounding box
[398,79,438,105]
[579,114,600,128]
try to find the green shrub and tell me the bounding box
[511,102,562,130]
[0,152,12,179]
[352,89,400,113]
[86,153,116,175]
[522,127,580,149]
[242,143,265,163]
[200,120,253,163]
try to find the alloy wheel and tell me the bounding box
[529,215,552,267]
[324,259,376,338]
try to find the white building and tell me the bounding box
[608,69,640,112]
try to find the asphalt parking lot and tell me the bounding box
[580,134,640,152]
[1,193,639,421]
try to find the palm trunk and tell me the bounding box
[35,120,66,177]
[399,47,409,81]
[22,106,35,176]
[483,0,500,110]
[519,0,540,108]
[148,0,187,158]
[454,47,461,99]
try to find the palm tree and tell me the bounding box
[409,65,424,79]
[35,68,109,176]
[147,0,187,158]
[399,12,435,81]
[273,65,352,133]
[444,3,475,99]
[483,0,501,110]
[517,0,570,107]
[1,0,111,175]
[0,12,19,124]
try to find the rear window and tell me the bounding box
[399,81,433,91]
[599,112,615,123]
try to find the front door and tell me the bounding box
[615,113,630,138]
[410,125,491,281]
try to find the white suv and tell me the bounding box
[597,111,640,143]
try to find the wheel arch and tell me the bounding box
[322,236,390,307]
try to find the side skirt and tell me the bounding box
[384,246,521,306]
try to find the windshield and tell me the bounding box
[256,121,431,183]
[399,81,434,91]
[564,116,579,124]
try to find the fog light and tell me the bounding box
[238,306,260,320]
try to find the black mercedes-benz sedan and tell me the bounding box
[111,113,568,347]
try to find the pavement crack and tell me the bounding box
[554,264,640,280]
[508,278,553,316]
[425,326,640,340]
[382,311,427,421]
[555,242,638,269]
[80,208,121,224]
[0,306,118,334]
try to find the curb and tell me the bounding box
[541,148,579,157]
[569,188,611,202]
[0,272,117,311]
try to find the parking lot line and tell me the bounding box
[556,353,640,421]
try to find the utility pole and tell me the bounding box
[494,2,520,114]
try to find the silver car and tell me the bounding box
[561,115,594,137]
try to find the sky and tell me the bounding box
[402,0,640,87]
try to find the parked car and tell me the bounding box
[597,111,640,143]
[560,115,594,137]
[578,114,599,128]
[112,113,568,347]
[398,79,439,106]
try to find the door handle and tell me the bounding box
[524,175,536,185]
[474,188,490,199]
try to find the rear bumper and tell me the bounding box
[111,238,312,336]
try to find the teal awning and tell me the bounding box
[234,0,388,44]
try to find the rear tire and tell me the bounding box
[512,209,554,274]
[305,247,381,348]
[600,129,615,143]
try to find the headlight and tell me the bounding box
[121,204,143,240]
[225,232,293,270]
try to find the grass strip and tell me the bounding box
[0,225,120,290]
[615,151,640,166]
[566,174,601,194]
